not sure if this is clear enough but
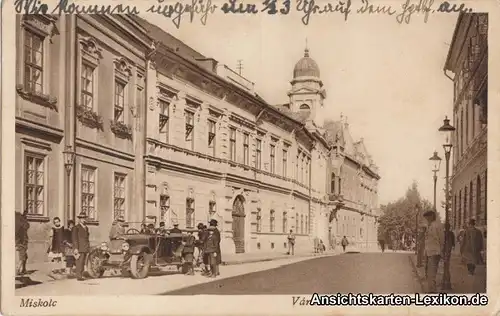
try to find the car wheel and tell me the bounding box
[86,250,105,279]
[130,253,151,279]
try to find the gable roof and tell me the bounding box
[131,16,206,62]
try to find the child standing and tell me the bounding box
[204,227,219,278]
[182,231,196,275]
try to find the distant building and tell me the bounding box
[323,119,381,250]
[444,13,488,237]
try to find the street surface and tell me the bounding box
[15,252,420,296]
[164,252,421,295]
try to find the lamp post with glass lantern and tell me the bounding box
[429,151,442,210]
[439,116,455,291]
[63,145,75,221]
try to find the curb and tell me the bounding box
[222,251,339,265]
[408,254,425,293]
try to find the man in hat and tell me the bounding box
[196,223,210,275]
[170,222,182,234]
[109,217,126,240]
[156,221,167,235]
[204,227,219,277]
[15,209,30,275]
[72,212,91,281]
[209,219,221,274]
[423,209,444,293]
[462,218,484,276]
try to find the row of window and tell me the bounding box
[452,14,488,165]
[23,28,145,126]
[24,153,127,221]
[158,91,312,185]
[255,209,310,235]
[452,172,487,229]
[158,194,217,229]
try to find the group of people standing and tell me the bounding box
[193,219,222,278]
[422,209,484,293]
[15,210,90,281]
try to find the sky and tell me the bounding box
[143,7,459,215]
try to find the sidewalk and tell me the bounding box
[409,253,486,294]
[17,249,339,287]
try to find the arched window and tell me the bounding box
[465,102,469,145]
[458,190,462,227]
[256,208,262,232]
[460,109,464,154]
[270,210,275,232]
[469,180,474,220]
[484,170,487,222]
[476,175,481,221]
[282,211,287,233]
[464,186,468,221]
[186,197,195,228]
[305,216,308,234]
[338,177,342,195]
[299,104,310,110]
[331,173,336,194]
[296,213,299,232]
[300,215,304,234]
[453,194,457,229]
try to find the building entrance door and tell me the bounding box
[232,195,245,253]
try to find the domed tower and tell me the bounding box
[288,47,327,127]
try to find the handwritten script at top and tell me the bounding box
[14,0,474,29]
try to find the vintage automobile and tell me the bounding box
[85,227,199,279]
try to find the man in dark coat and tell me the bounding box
[72,212,91,281]
[204,227,219,278]
[209,219,221,273]
[15,210,30,275]
[170,223,182,234]
[196,223,210,275]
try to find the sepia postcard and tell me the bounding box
[1,0,499,314]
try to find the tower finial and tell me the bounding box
[304,38,309,57]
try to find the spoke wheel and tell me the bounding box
[130,253,151,279]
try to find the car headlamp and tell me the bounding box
[121,242,130,251]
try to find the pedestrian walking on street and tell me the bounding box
[205,227,219,278]
[72,212,91,281]
[458,224,467,263]
[313,236,319,253]
[341,236,349,252]
[462,219,484,276]
[423,210,443,293]
[48,217,65,274]
[443,223,455,261]
[378,238,386,252]
[63,220,75,276]
[209,219,222,275]
[15,210,30,275]
[287,230,296,255]
[182,231,196,275]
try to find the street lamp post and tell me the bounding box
[429,151,442,210]
[439,116,455,291]
[63,145,75,221]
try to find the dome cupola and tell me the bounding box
[293,48,320,78]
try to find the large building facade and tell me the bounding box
[14,14,381,262]
[444,13,488,239]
